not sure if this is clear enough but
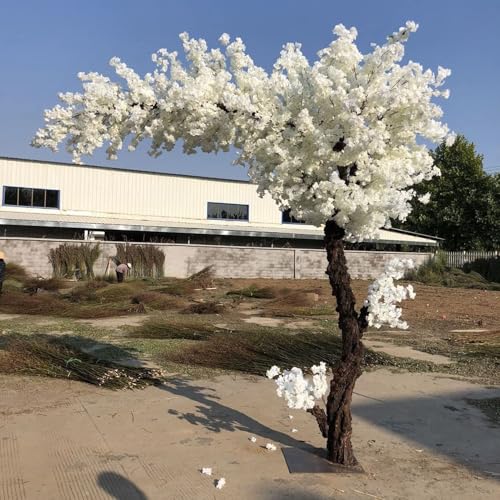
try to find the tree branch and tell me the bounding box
[307,405,328,438]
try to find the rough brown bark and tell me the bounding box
[309,219,369,465]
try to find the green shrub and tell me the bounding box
[406,252,500,290]
[464,256,500,283]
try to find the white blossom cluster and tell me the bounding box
[365,258,417,329]
[266,362,328,410]
[33,21,452,240]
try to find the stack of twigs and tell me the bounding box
[163,330,395,376]
[49,243,101,279]
[129,317,217,340]
[115,243,165,279]
[186,266,215,289]
[0,335,165,389]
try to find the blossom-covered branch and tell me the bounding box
[33,21,453,241]
[266,363,328,410]
[365,258,416,329]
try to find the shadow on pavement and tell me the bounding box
[160,377,324,456]
[160,377,500,480]
[97,471,148,500]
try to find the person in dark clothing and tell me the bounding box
[116,262,132,283]
[0,253,5,294]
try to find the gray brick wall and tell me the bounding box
[295,249,431,279]
[0,237,432,280]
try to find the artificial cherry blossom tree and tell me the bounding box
[33,21,453,465]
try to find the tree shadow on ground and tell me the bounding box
[159,377,500,480]
[159,378,324,456]
[97,472,148,500]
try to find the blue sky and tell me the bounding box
[1,0,499,179]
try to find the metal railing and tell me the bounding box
[445,250,499,268]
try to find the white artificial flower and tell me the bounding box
[33,21,450,243]
[219,33,230,46]
[268,363,328,411]
[201,467,212,476]
[216,478,226,489]
[418,193,431,205]
[365,258,416,329]
[445,133,457,147]
[266,366,281,379]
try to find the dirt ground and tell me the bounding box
[1,370,499,500]
[0,278,499,499]
[223,278,500,332]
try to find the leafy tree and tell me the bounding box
[33,21,453,465]
[402,135,500,250]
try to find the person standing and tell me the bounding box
[0,252,6,294]
[116,262,132,283]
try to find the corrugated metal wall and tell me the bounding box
[0,157,285,226]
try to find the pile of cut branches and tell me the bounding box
[186,266,215,289]
[0,335,165,389]
[115,243,165,279]
[161,330,406,376]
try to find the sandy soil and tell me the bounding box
[225,278,500,332]
[1,369,499,500]
[363,340,454,365]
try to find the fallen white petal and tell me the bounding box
[249,436,257,443]
[291,428,298,433]
[216,478,226,489]
[201,467,212,476]
[266,443,277,451]
[288,415,294,419]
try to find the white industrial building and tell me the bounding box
[0,156,440,249]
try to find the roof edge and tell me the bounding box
[0,155,251,185]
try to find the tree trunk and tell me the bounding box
[317,220,369,466]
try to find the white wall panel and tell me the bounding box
[0,157,289,228]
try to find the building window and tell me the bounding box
[207,202,249,221]
[3,186,60,209]
[282,208,305,224]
